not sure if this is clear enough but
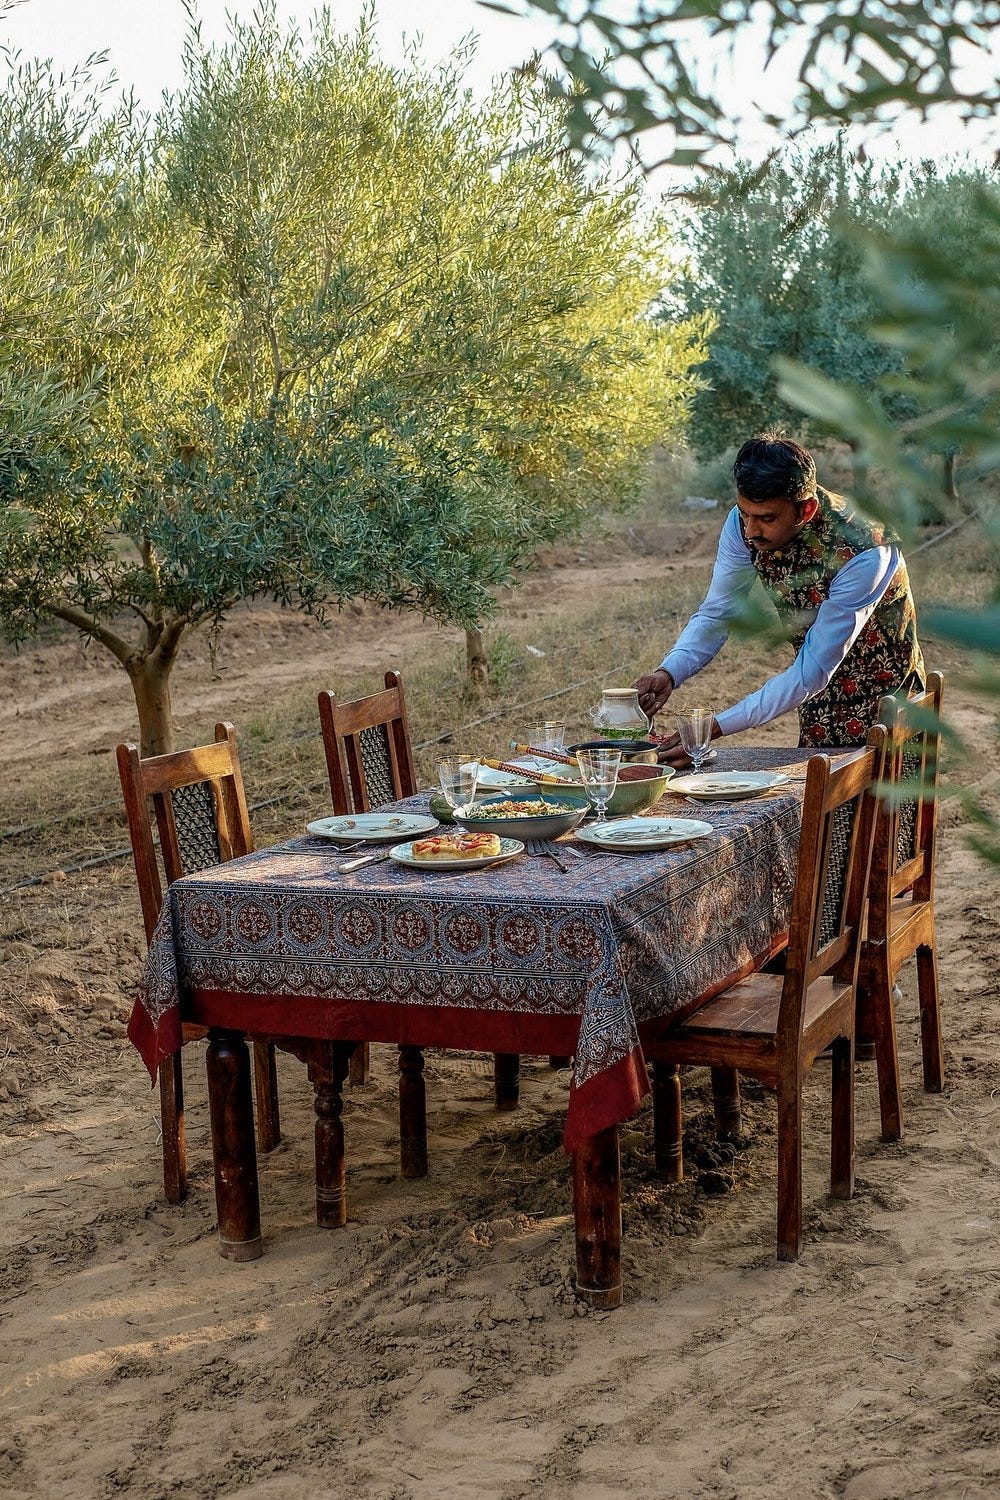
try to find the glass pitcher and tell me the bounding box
[590,688,651,742]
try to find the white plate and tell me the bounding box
[389,837,525,871]
[668,771,791,801]
[576,817,714,850]
[306,812,439,844]
[476,766,538,790]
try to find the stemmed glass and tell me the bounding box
[575,748,622,826]
[438,755,481,816]
[674,707,717,775]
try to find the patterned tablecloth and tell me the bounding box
[128,748,816,1150]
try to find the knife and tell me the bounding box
[340,849,392,873]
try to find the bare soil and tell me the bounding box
[1,510,999,1500]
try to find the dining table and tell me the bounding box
[128,746,825,1307]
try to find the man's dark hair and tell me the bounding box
[733,432,817,505]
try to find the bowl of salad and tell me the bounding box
[452,789,589,842]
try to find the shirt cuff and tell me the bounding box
[659,653,688,688]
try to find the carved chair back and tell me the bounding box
[116,722,253,945]
[777,729,887,1057]
[318,670,417,815]
[871,672,944,921]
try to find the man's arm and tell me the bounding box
[635,508,756,717]
[715,545,901,736]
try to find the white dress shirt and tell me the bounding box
[660,506,901,736]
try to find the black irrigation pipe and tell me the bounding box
[2,661,635,894]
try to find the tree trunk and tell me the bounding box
[465,626,490,694]
[127,652,178,756]
[943,449,960,506]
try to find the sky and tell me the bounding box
[2,0,996,179]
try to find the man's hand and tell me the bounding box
[633,668,674,719]
[656,716,724,770]
[655,730,691,769]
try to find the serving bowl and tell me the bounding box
[452,789,589,843]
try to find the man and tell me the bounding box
[635,433,924,761]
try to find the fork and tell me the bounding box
[526,839,569,873]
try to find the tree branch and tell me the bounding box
[47,601,136,667]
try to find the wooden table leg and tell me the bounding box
[309,1042,351,1227]
[398,1045,428,1178]
[206,1029,263,1262]
[572,1125,622,1309]
[494,1051,520,1111]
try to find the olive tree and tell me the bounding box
[0,8,705,752]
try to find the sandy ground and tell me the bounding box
[2,514,999,1500]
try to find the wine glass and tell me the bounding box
[674,707,717,775]
[575,748,622,826]
[438,755,481,816]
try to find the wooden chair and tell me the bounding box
[117,723,281,1204]
[858,672,945,1143]
[318,672,520,1140]
[646,731,886,1261]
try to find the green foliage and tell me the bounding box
[0,6,706,749]
[501,3,1000,170]
[673,141,923,459]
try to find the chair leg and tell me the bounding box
[251,1039,281,1153]
[158,1052,187,1204]
[916,941,944,1093]
[398,1045,428,1178]
[348,1041,371,1087]
[710,1066,742,1139]
[776,1077,803,1262]
[868,947,903,1142]
[651,1061,683,1183]
[830,1036,855,1200]
[493,1052,520,1112]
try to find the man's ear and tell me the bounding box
[801,496,819,523]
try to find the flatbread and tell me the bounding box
[411,832,503,862]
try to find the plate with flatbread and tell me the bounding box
[389,833,524,871]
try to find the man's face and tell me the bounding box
[737,493,812,552]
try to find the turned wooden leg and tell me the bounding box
[651,1061,683,1183]
[830,1036,855,1200]
[493,1052,520,1112]
[869,947,903,1142]
[158,1051,187,1205]
[309,1043,351,1228]
[573,1125,622,1309]
[549,1055,571,1070]
[206,1029,262,1261]
[252,1038,281,1153]
[348,1040,371,1087]
[710,1065,742,1140]
[916,942,944,1093]
[398,1045,428,1178]
[776,1077,803,1263]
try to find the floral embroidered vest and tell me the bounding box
[743,490,925,748]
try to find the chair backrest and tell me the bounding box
[317,670,417,815]
[777,727,887,1054]
[872,671,944,912]
[116,721,253,945]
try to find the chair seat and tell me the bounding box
[671,972,851,1056]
